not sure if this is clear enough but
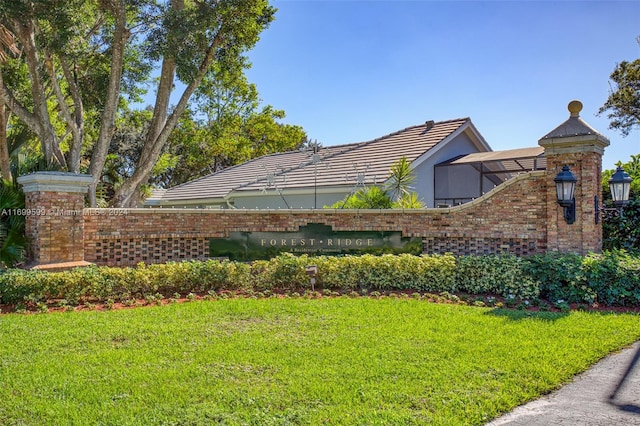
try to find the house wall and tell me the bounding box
[230,191,347,210]
[413,131,484,207]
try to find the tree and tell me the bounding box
[0,24,20,183]
[0,0,276,207]
[0,179,25,268]
[599,38,640,136]
[385,156,416,202]
[602,154,640,252]
[156,63,306,188]
[329,157,425,209]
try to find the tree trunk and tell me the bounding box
[110,37,220,207]
[87,1,128,206]
[9,19,66,169]
[0,73,12,183]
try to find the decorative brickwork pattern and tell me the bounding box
[423,237,540,256]
[90,237,210,265]
[82,172,549,267]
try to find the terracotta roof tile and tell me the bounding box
[152,118,470,203]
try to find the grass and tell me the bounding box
[1,298,639,425]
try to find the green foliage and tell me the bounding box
[148,58,308,189]
[1,0,287,205]
[524,252,589,303]
[525,251,640,307]
[329,157,425,209]
[309,253,456,292]
[392,191,425,209]
[0,179,25,268]
[1,252,639,308]
[579,251,640,306]
[456,254,539,300]
[159,104,306,188]
[329,186,393,209]
[599,51,640,137]
[251,253,310,291]
[602,154,640,252]
[385,156,415,201]
[0,260,252,305]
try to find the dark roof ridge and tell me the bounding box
[350,117,470,146]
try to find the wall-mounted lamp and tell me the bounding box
[554,165,577,224]
[595,166,633,224]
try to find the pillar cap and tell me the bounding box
[17,172,93,193]
[538,100,609,155]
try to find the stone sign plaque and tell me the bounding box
[209,223,422,261]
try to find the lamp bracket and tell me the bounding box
[594,195,624,224]
[560,198,576,224]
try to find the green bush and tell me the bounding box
[309,254,455,292]
[579,251,640,306]
[252,254,310,291]
[0,180,26,268]
[524,251,640,306]
[456,254,539,300]
[524,252,587,303]
[0,252,638,309]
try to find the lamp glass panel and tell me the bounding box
[556,181,575,202]
[609,181,631,202]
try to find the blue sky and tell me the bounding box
[244,0,640,170]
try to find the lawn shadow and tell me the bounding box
[485,307,638,322]
[484,308,569,322]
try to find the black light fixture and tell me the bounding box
[595,166,633,224]
[554,165,577,224]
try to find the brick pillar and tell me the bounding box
[538,100,609,254]
[17,172,93,270]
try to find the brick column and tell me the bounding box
[17,172,93,270]
[538,101,609,254]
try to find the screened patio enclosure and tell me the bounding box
[434,147,546,207]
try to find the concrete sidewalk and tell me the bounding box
[487,341,640,425]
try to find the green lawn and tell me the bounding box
[1,298,639,425]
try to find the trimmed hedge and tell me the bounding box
[1,251,639,308]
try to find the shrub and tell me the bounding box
[0,180,26,269]
[252,254,310,291]
[1,252,638,309]
[580,250,640,306]
[524,251,640,306]
[456,254,539,300]
[308,253,455,293]
[524,252,586,303]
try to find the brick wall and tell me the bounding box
[23,191,86,265]
[83,171,548,267]
[18,102,610,270]
[544,152,603,253]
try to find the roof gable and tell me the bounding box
[149,117,472,204]
[236,118,471,192]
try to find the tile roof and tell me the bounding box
[151,118,470,203]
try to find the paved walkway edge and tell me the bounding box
[486,340,640,425]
